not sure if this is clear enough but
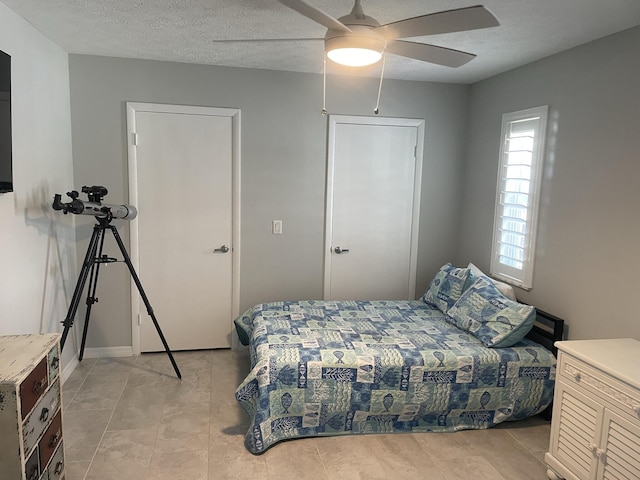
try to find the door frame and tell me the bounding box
[126,102,241,353]
[323,114,425,300]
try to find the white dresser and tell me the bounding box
[0,334,65,480]
[545,339,640,480]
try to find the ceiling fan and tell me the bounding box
[272,0,500,68]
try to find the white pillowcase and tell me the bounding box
[467,263,517,301]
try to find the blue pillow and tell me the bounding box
[446,276,536,348]
[422,263,472,313]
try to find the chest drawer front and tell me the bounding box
[25,446,41,480]
[22,381,61,455]
[47,346,60,382]
[20,357,49,420]
[559,352,640,422]
[48,442,64,480]
[38,410,62,471]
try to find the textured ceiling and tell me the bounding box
[3,0,640,83]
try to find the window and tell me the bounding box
[490,106,548,290]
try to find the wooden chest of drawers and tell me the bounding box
[0,334,65,480]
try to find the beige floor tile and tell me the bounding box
[65,358,98,380]
[265,437,328,480]
[211,379,243,407]
[154,402,210,453]
[317,434,445,480]
[433,455,507,480]
[210,401,249,435]
[209,432,269,480]
[161,369,212,406]
[90,356,138,375]
[85,427,157,479]
[64,409,113,462]
[483,443,551,480]
[136,350,207,375]
[414,427,517,460]
[65,460,91,480]
[146,450,208,480]
[67,372,129,411]
[62,375,87,393]
[107,387,165,431]
[63,387,79,407]
[126,367,177,389]
[503,420,552,453]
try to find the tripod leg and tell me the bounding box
[108,225,182,379]
[61,224,103,351]
[78,228,107,361]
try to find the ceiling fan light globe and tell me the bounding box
[327,47,382,66]
[325,33,385,67]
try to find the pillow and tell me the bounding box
[446,276,536,348]
[422,263,472,313]
[467,262,517,301]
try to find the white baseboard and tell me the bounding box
[82,346,134,359]
[61,353,79,385]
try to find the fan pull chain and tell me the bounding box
[321,57,328,116]
[374,52,387,115]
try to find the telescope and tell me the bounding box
[54,184,181,378]
[52,185,137,220]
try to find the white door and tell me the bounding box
[127,103,240,352]
[325,115,424,301]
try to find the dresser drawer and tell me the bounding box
[558,352,640,422]
[47,345,60,382]
[25,446,41,480]
[23,380,61,455]
[20,357,49,419]
[39,410,63,470]
[48,441,65,480]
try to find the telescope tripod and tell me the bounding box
[60,216,181,379]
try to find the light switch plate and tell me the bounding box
[272,220,283,235]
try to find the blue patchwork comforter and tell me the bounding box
[234,300,556,454]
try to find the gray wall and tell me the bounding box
[0,1,77,371]
[68,56,470,349]
[457,26,640,340]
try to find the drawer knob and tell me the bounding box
[633,404,640,417]
[54,460,64,475]
[588,443,598,452]
[572,372,581,382]
[32,378,46,394]
[39,407,50,423]
[49,430,61,447]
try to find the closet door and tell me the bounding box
[325,115,424,301]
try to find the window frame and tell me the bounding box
[490,105,548,290]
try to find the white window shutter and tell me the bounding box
[490,106,548,290]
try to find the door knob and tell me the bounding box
[213,245,230,253]
[334,246,349,254]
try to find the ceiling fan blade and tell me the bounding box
[278,0,353,34]
[376,5,499,40]
[210,38,323,43]
[385,40,476,68]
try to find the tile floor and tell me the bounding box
[62,349,553,480]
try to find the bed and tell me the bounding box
[234,264,564,454]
